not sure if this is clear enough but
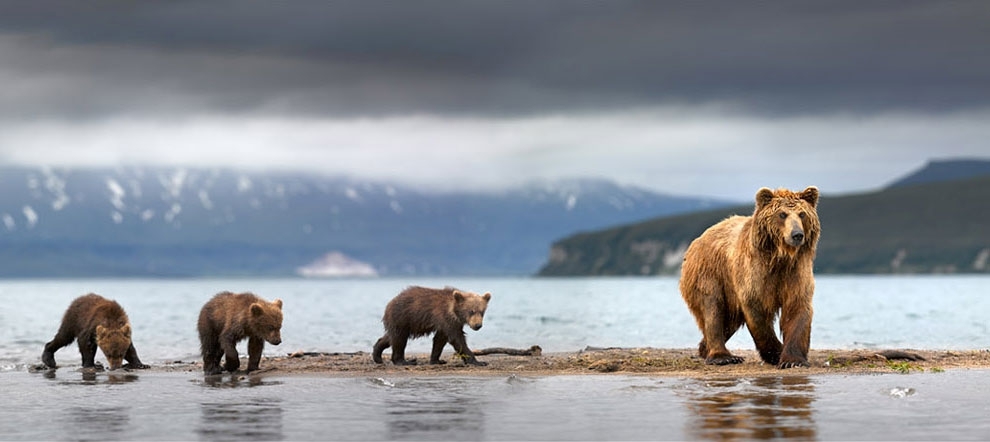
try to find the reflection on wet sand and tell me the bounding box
[383,379,485,440]
[198,399,284,442]
[683,376,816,441]
[43,368,140,385]
[201,374,272,388]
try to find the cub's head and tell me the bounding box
[249,298,283,345]
[753,186,821,257]
[453,290,491,331]
[95,323,132,370]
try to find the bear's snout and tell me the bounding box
[471,324,483,331]
[106,357,124,370]
[790,230,805,245]
[268,336,282,345]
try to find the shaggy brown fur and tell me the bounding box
[372,286,491,366]
[197,291,283,375]
[680,186,820,368]
[41,293,148,370]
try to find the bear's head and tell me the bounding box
[453,290,491,331]
[95,323,132,370]
[249,298,283,345]
[753,186,821,258]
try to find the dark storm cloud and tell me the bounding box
[2,1,989,120]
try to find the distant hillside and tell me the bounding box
[538,175,990,276]
[0,166,730,277]
[886,158,990,189]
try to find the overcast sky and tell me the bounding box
[1,1,989,201]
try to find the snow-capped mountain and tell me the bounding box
[0,166,730,276]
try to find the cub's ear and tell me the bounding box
[121,324,131,337]
[272,298,283,310]
[755,187,775,209]
[453,290,464,303]
[96,325,107,336]
[250,303,265,316]
[482,292,491,302]
[800,186,819,208]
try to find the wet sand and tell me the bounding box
[146,347,990,378]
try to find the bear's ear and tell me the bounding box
[250,303,265,316]
[273,298,283,310]
[96,324,107,337]
[800,186,819,208]
[453,290,464,303]
[755,187,775,209]
[121,324,131,338]
[482,292,491,302]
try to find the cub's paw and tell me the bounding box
[393,359,418,366]
[429,360,447,365]
[705,355,744,365]
[41,352,57,369]
[467,360,489,367]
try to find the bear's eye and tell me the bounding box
[798,212,806,219]
[778,212,787,220]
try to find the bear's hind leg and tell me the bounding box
[390,331,416,365]
[700,300,744,365]
[41,327,76,369]
[372,334,390,364]
[201,337,224,375]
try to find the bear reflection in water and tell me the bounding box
[682,376,817,441]
[197,399,284,442]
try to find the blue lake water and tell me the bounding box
[1,275,989,440]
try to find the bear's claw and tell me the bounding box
[778,360,810,369]
[705,355,744,365]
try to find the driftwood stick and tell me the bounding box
[473,345,542,356]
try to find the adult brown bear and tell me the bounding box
[680,186,820,368]
[372,286,491,366]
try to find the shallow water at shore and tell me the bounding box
[3,369,989,441]
[3,275,989,440]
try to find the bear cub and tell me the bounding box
[42,293,149,370]
[198,291,283,375]
[373,286,491,366]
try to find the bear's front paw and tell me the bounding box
[778,359,810,369]
[705,355,744,365]
[429,359,447,365]
[41,352,57,369]
[467,360,488,367]
[393,359,418,366]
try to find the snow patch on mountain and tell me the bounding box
[22,206,38,228]
[107,178,127,210]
